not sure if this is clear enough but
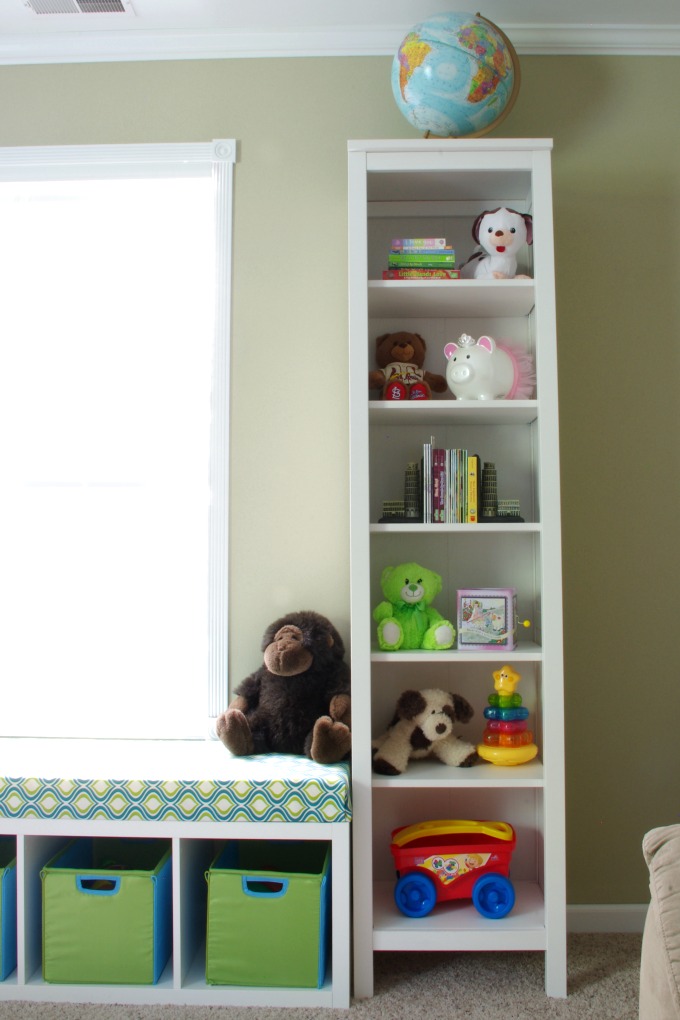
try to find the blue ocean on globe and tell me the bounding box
[391,12,518,138]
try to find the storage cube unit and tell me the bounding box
[0,746,351,1007]
[41,837,172,985]
[206,840,330,988]
[0,838,17,981]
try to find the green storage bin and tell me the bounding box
[205,840,330,988]
[41,837,171,985]
[0,837,17,981]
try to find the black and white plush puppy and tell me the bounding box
[372,688,477,775]
[459,207,533,280]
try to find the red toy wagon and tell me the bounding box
[389,819,517,919]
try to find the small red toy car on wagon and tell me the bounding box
[390,819,517,919]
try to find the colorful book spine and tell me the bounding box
[388,252,456,267]
[458,450,468,523]
[447,449,458,523]
[382,269,460,280]
[391,247,454,255]
[422,437,433,524]
[412,445,481,526]
[432,448,446,523]
[391,238,447,249]
[467,454,480,523]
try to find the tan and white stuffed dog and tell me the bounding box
[372,688,477,775]
[460,207,533,280]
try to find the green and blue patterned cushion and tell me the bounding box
[0,755,351,824]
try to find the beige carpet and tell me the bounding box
[0,934,642,1020]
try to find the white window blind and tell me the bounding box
[0,141,234,740]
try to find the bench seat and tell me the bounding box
[0,739,351,825]
[0,738,352,1008]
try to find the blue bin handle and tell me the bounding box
[241,876,289,898]
[76,875,121,896]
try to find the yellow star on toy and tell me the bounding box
[493,664,521,693]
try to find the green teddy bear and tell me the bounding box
[373,562,456,651]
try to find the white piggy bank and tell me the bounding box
[444,334,536,401]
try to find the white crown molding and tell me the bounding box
[0,23,678,65]
[513,23,680,55]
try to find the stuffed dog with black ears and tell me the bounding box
[460,207,533,280]
[372,688,477,775]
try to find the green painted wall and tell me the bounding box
[0,54,677,905]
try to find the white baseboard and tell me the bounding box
[567,903,648,933]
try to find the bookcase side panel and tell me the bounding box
[348,147,379,1001]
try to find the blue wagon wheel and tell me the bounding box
[394,871,437,918]
[472,873,515,919]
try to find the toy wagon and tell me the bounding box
[389,819,516,919]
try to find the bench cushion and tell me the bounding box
[0,739,351,824]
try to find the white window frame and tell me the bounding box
[0,139,235,737]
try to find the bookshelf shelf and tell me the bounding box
[370,640,543,662]
[349,139,566,1001]
[372,879,547,952]
[370,522,540,534]
[368,278,535,318]
[369,759,545,789]
[368,400,538,426]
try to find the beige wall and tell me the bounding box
[0,54,678,906]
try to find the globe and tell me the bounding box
[391,12,520,138]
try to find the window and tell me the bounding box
[0,141,234,740]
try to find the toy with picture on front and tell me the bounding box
[389,819,517,919]
[477,664,538,765]
[373,562,455,651]
[459,207,532,280]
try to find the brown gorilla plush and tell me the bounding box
[216,611,351,764]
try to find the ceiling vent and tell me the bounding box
[24,0,133,14]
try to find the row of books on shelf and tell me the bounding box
[423,438,479,524]
[383,236,460,280]
[380,446,523,525]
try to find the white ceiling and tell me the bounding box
[2,0,680,65]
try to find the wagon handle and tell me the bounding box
[391,819,514,847]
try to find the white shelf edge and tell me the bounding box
[371,760,544,789]
[372,879,546,952]
[370,641,543,663]
[368,279,536,318]
[368,400,538,426]
[350,139,554,152]
[371,522,540,534]
[11,982,336,1009]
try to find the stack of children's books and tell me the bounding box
[383,237,459,280]
[423,437,480,524]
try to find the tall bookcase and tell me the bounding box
[348,139,566,998]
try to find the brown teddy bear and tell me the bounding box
[368,331,448,400]
[216,610,351,764]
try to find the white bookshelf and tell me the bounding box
[348,139,566,999]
